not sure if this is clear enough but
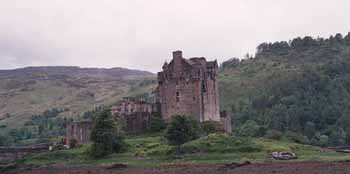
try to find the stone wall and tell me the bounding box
[0,144,49,164]
[220,111,232,133]
[66,121,93,145]
[117,112,152,134]
[112,99,159,134]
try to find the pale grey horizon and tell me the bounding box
[0,0,349,73]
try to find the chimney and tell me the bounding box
[172,50,183,72]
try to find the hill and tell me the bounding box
[219,32,350,146]
[0,66,156,127]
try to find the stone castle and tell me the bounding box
[156,50,220,122]
[66,50,231,145]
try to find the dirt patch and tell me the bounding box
[8,161,350,174]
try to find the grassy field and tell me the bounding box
[17,133,350,168]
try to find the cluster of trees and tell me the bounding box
[0,108,67,146]
[256,33,350,56]
[220,33,350,147]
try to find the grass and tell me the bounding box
[17,133,350,168]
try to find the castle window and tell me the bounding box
[176,92,180,102]
[202,80,207,92]
[193,96,196,101]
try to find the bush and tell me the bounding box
[164,115,201,153]
[201,121,221,135]
[311,133,329,147]
[69,139,78,148]
[237,120,260,137]
[328,127,347,146]
[285,131,305,143]
[265,130,283,140]
[89,109,126,158]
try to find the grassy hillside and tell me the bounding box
[218,33,350,146]
[0,66,156,127]
[18,133,350,167]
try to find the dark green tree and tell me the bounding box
[149,113,166,133]
[89,109,125,158]
[165,115,201,153]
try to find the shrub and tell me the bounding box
[201,121,221,135]
[265,130,283,140]
[285,131,305,143]
[237,120,260,137]
[311,133,329,147]
[328,127,347,146]
[69,138,78,148]
[164,115,201,153]
[89,109,126,158]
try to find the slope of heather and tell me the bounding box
[0,66,156,127]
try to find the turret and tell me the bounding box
[173,50,183,72]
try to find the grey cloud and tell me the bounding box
[0,0,349,72]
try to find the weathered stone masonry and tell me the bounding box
[111,98,159,134]
[66,121,93,145]
[157,51,220,122]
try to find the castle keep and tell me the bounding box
[65,51,231,143]
[157,51,220,122]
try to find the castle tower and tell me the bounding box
[157,51,220,122]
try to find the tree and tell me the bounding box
[89,109,125,158]
[165,115,201,154]
[149,113,166,133]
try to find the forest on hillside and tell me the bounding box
[219,32,350,146]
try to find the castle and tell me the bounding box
[157,50,221,122]
[66,51,231,145]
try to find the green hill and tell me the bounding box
[0,66,156,128]
[219,33,350,146]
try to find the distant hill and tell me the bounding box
[0,66,156,127]
[219,32,350,146]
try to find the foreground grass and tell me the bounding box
[17,134,350,168]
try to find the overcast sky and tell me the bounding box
[0,0,349,72]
